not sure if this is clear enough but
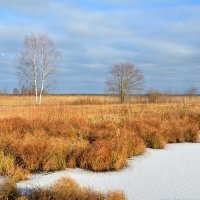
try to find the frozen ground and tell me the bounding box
[17,143,200,200]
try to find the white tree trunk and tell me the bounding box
[35,76,38,105]
[33,60,38,106]
[39,78,44,105]
[39,41,45,106]
[17,33,58,106]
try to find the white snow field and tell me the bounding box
[17,143,200,200]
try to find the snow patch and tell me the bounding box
[17,143,200,199]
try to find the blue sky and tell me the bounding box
[0,0,200,94]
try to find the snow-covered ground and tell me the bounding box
[17,143,200,200]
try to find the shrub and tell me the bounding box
[161,118,199,143]
[130,120,166,149]
[107,190,127,200]
[14,133,49,171]
[143,132,166,149]
[0,177,126,200]
[0,150,29,182]
[0,180,20,200]
[80,140,127,171]
[66,141,89,168]
[146,89,162,103]
[43,138,70,171]
[86,121,119,142]
[11,167,29,182]
[25,177,126,200]
[125,134,146,157]
[0,151,15,176]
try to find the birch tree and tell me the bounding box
[17,33,59,105]
[106,62,144,103]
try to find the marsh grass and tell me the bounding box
[0,95,199,179]
[0,178,127,200]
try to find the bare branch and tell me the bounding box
[16,33,60,105]
[105,62,144,103]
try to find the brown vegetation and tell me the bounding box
[0,95,199,180]
[0,177,127,200]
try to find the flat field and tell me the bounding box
[0,95,200,199]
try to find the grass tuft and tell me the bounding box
[0,177,126,200]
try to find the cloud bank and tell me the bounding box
[0,0,200,93]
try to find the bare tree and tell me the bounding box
[12,88,20,95]
[106,62,144,103]
[185,85,199,96]
[16,33,60,105]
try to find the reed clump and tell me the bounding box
[0,96,199,177]
[0,177,127,200]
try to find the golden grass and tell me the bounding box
[0,95,199,179]
[1,94,200,107]
[107,191,127,200]
[0,177,127,200]
[0,179,20,200]
[0,151,29,182]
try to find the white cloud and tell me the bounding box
[0,0,200,93]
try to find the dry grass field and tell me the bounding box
[0,95,200,199]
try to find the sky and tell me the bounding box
[0,0,200,94]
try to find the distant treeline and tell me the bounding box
[0,86,199,98]
[0,85,47,96]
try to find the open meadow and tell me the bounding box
[0,95,200,199]
[1,0,200,199]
